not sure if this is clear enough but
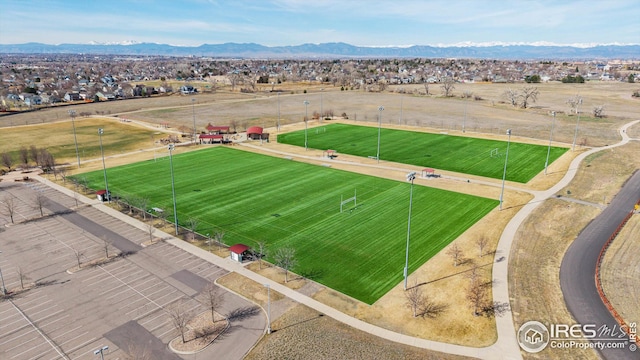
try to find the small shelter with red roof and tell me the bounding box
[229,244,250,263]
[247,126,269,141]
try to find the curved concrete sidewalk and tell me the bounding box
[33,119,639,360]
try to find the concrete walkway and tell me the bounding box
[31,119,639,360]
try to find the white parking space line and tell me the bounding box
[9,338,50,359]
[7,301,70,360]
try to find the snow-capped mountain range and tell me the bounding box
[1,42,638,59]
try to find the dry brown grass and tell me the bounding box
[2,81,639,356]
[509,140,640,360]
[600,213,640,328]
[218,273,474,360]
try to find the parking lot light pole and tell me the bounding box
[499,129,512,210]
[377,106,384,163]
[98,128,110,203]
[68,110,80,168]
[303,100,310,150]
[545,112,556,175]
[403,171,416,290]
[263,283,271,334]
[168,144,179,235]
[93,345,108,360]
[0,251,6,296]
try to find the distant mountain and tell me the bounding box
[0,42,638,60]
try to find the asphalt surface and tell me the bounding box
[0,180,265,360]
[560,170,640,360]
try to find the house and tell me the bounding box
[229,244,250,262]
[63,92,81,102]
[180,85,197,95]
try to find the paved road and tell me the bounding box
[16,119,638,360]
[560,170,640,359]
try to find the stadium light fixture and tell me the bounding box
[68,109,80,168]
[403,171,416,290]
[545,112,556,175]
[93,345,108,360]
[168,144,179,235]
[499,129,512,210]
[377,106,384,163]
[303,100,310,150]
[98,128,110,203]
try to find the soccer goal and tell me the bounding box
[490,148,500,158]
[340,189,357,213]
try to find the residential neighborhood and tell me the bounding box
[1,54,638,111]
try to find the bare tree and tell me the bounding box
[1,152,13,171]
[214,231,225,251]
[29,145,39,167]
[519,86,539,109]
[58,166,68,183]
[168,300,193,343]
[405,279,426,318]
[72,247,85,269]
[467,276,488,316]
[33,193,48,217]
[147,222,156,243]
[502,88,519,107]
[17,267,29,289]
[274,247,297,283]
[186,217,199,241]
[102,236,112,259]
[475,235,489,257]
[19,147,29,168]
[423,82,429,95]
[157,208,169,225]
[254,240,268,270]
[446,243,464,267]
[440,77,456,97]
[200,282,225,323]
[138,197,149,220]
[1,196,16,224]
[566,94,583,115]
[593,105,605,118]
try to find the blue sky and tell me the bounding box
[1,0,638,47]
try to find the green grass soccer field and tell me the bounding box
[73,146,498,304]
[277,123,568,183]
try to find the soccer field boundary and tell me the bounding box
[72,146,499,304]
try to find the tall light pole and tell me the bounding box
[303,100,310,150]
[320,88,324,123]
[191,98,197,144]
[277,91,281,132]
[499,129,512,211]
[377,106,384,163]
[399,94,403,125]
[544,112,556,175]
[98,128,110,203]
[403,171,416,290]
[571,96,583,151]
[168,144,179,235]
[68,109,80,168]
[93,346,108,360]
[0,251,6,296]
[264,283,271,334]
[463,95,468,133]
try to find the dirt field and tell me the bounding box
[600,212,640,329]
[1,81,638,357]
